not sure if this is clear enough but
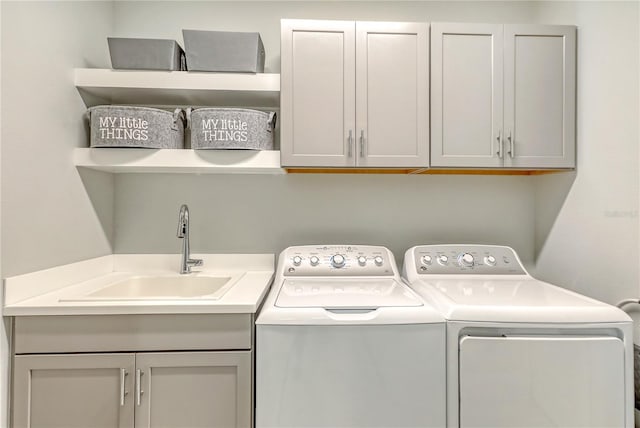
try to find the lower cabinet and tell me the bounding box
[11,314,255,428]
[13,351,251,428]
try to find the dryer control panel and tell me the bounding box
[412,245,526,275]
[282,245,395,276]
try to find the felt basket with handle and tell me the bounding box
[187,107,276,150]
[87,106,185,149]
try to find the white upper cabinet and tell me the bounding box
[504,25,576,168]
[431,23,576,169]
[281,19,429,168]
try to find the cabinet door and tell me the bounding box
[504,25,576,168]
[431,23,504,168]
[135,351,252,428]
[355,22,429,167]
[13,353,135,428]
[280,19,356,167]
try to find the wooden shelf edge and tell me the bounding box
[286,168,573,175]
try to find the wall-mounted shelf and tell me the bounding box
[74,148,285,174]
[74,68,280,108]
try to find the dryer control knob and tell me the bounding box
[357,256,367,266]
[331,254,346,268]
[458,253,474,267]
[437,255,449,266]
[292,256,302,266]
[484,255,497,266]
[309,256,320,266]
[421,255,433,265]
[373,256,384,266]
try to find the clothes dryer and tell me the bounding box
[403,244,633,428]
[257,245,446,428]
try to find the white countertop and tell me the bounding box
[3,254,275,316]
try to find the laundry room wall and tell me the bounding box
[0,1,115,278]
[0,1,116,423]
[531,1,640,305]
[111,0,549,266]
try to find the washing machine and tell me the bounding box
[402,244,634,428]
[256,245,446,428]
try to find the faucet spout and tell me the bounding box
[176,204,203,274]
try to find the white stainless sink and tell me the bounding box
[60,274,241,301]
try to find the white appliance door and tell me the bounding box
[257,324,446,428]
[459,335,625,428]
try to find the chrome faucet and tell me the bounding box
[177,204,203,274]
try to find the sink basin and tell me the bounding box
[61,274,241,301]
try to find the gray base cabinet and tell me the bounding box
[136,352,251,428]
[13,354,135,428]
[11,315,254,428]
[430,22,576,169]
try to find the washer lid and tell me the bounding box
[411,278,631,323]
[275,278,423,309]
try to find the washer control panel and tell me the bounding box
[283,245,394,276]
[413,245,526,275]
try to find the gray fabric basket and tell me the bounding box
[182,30,265,73]
[88,106,185,149]
[187,108,276,150]
[108,38,186,71]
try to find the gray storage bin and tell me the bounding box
[87,106,185,149]
[108,37,185,71]
[187,108,276,150]
[182,30,265,73]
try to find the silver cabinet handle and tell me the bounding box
[359,130,365,157]
[496,131,503,158]
[120,369,128,406]
[507,130,514,158]
[135,369,144,406]
[347,130,353,157]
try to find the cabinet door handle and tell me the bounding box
[347,130,353,158]
[507,130,514,158]
[359,130,365,158]
[135,369,144,406]
[120,369,128,407]
[496,131,503,158]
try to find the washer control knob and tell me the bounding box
[458,253,474,268]
[421,255,433,265]
[309,256,320,266]
[357,256,367,266]
[484,255,497,266]
[437,255,449,266]
[331,254,346,268]
[292,256,302,266]
[373,256,384,266]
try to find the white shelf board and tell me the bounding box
[74,148,285,174]
[74,68,280,108]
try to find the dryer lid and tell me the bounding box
[275,278,423,309]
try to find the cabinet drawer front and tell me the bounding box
[14,314,253,354]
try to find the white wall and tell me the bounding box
[1,1,115,277]
[532,1,640,305]
[115,173,536,264]
[1,2,115,423]
[0,3,6,426]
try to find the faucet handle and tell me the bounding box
[189,258,203,266]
